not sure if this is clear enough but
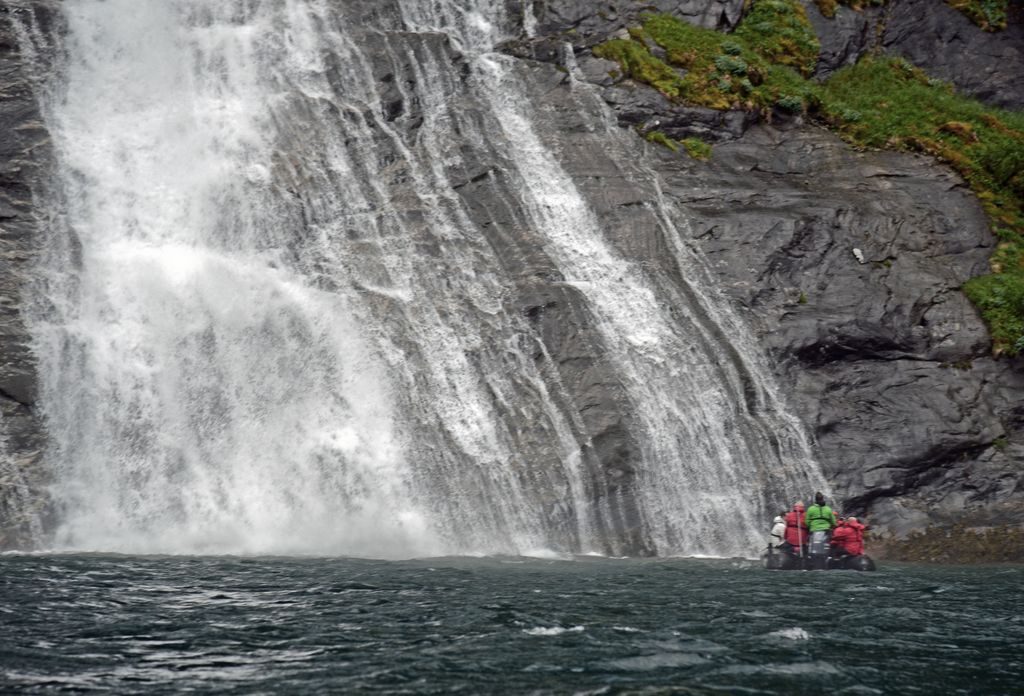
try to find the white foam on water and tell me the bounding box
[768,627,811,641]
[523,626,585,636]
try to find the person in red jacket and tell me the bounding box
[783,501,808,551]
[831,517,867,557]
[830,518,854,556]
[844,517,866,556]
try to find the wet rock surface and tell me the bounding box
[882,0,1024,111]
[801,0,882,78]
[533,0,747,39]
[0,1,54,548]
[663,126,1024,534]
[523,0,1024,535]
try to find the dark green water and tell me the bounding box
[1,554,1021,694]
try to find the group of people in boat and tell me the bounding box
[766,491,872,569]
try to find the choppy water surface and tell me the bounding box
[2,555,1021,694]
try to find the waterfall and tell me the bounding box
[11,0,828,557]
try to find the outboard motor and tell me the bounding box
[808,531,830,570]
[846,555,876,572]
[763,545,802,570]
[763,547,785,570]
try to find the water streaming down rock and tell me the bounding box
[11,0,828,557]
[0,412,43,545]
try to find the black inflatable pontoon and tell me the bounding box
[763,545,876,571]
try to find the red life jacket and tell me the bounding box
[845,520,866,555]
[784,506,807,546]
[830,524,855,553]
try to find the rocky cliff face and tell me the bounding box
[0,0,1020,550]
[522,0,1024,535]
[807,0,1024,108]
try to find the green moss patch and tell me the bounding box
[592,38,686,100]
[596,7,819,114]
[812,0,886,19]
[644,130,679,151]
[681,138,713,160]
[641,130,713,160]
[733,0,820,76]
[947,0,1009,31]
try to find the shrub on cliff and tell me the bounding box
[813,0,886,19]
[733,0,820,77]
[947,0,1009,31]
[595,5,820,114]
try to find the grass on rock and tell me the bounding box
[812,0,885,19]
[947,0,1009,31]
[594,3,819,114]
[812,0,1009,31]
[681,138,713,161]
[644,130,679,151]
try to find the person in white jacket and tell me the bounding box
[769,515,786,548]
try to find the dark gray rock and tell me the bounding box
[598,80,760,142]
[532,0,746,43]
[883,0,1024,111]
[649,123,1024,533]
[801,0,883,78]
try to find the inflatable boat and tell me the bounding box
[763,544,876,571]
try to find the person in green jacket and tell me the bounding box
[804,491,836,533]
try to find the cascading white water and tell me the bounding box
[399,2,830,555]
[23,0,449,556]
[13,0,829,557]
[0,412,43,544]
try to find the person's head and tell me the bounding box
[793,500,804,510]
[773,515,784,524]
[848,516,858,524]
[814,491,825,506]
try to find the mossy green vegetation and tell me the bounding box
[592,38,686,100]
[681,137,713,160]
[812,0,885,19]
[733,0,820,76]
[946,0,1009,31]
[594,2,1024,354]
[644,130,679,151]
[963,272,1024,354]
[594,7,819,114]
[641,131,714,160]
